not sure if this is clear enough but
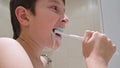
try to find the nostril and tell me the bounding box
[61,18,69,23]
[61,15,69,23]
[61,19,66,22]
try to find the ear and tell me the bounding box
[15,6,30,26]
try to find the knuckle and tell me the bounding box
[113,44,116,49]
[82,39,94,46]
[82,40,88,45]
[108,39,112,43]
[100,34,107,39]
[82,39,90,46]
[101,34,106,37]
[113,45,117,52]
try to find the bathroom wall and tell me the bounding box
[100,0,120,68]
[0,0,12,38]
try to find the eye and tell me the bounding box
[51,5,58,11]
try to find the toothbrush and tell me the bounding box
[55,30,83,40]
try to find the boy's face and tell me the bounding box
[27,0,68,49]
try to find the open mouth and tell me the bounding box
[53,28,62,37]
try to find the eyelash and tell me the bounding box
[51,5,59,12]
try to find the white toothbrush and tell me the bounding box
[55,30,83,40]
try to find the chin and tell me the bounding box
[53,41,61,49]
[50,39,61,50]
[49,39,61,50]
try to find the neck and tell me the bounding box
[17,35,44,61]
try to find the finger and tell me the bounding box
[82,30,94,44]
[112,44,117,53]
[87,31,99,43]
[107,38,112,45]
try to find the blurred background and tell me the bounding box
[0,0,12,37]
[0,0,120,68]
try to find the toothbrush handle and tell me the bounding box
[68,34,83,40]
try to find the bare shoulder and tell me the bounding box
[0,37,33,68]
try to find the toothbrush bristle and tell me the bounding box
[55,28,64,32]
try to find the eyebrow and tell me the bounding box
[49,0,65,5]
[49,0,65,12]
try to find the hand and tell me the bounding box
[82,30,116,68]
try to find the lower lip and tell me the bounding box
[55,34,62,40]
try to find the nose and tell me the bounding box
[61,14,69,24]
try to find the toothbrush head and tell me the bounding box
[54,28,64,32]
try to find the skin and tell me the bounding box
[82,30,116,68]
[0,0,116,68]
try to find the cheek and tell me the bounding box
[28,10,60,40]
[36,10,60,31]
[42,12,59,24]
